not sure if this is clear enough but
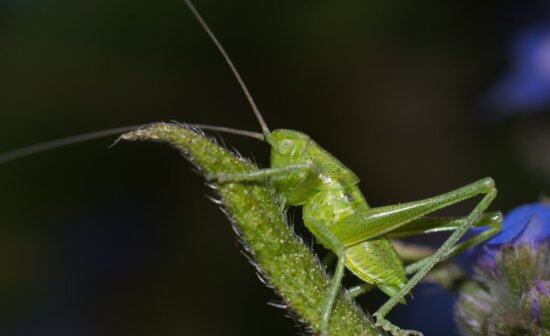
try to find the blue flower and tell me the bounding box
[471,202,550,270]
[480,22,550,120]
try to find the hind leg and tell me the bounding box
[373,180,497,335]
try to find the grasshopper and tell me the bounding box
[0,1,502,335]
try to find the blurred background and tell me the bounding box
[1,0,550,335]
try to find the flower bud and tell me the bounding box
[521,280,550,328]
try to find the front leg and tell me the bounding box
[206,162,316,183]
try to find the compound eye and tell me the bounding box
[277,139,294,155]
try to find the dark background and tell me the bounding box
[1,0,550,335]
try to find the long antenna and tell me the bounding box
[0,123,263,165]
[183,0,272,138]
[0,125,142,165]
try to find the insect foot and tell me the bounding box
[480,177,496,193]
[374,318,423,336]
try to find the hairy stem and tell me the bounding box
[120,122,380,336]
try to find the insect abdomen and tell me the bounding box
[345,238,407,297]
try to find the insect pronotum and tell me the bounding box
[0,1,502,335]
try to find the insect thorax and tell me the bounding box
[269,135,365,209]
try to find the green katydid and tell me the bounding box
[0,1,503,335]
[181,1,503,335]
